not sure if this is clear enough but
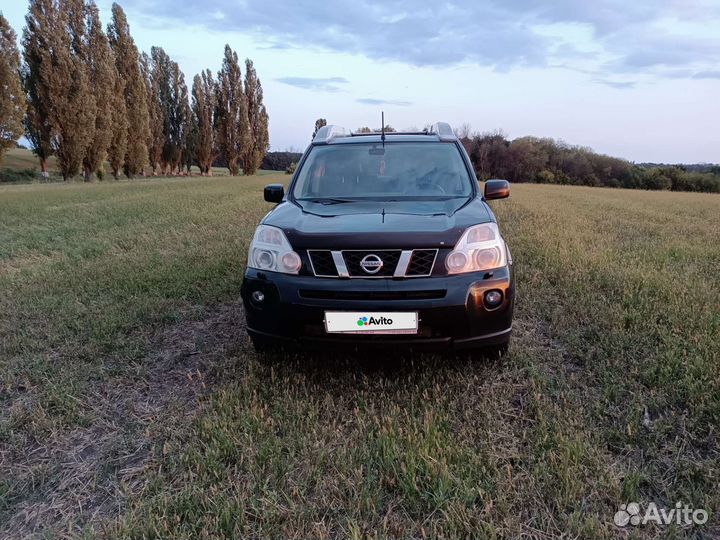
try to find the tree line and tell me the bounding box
[460,131,720,193]
[0,1,269,181]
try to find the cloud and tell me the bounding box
[692,70,720,79]
[612,36,720,71]
[275,76,349,92]
[356,98,412,106]
[121,0,720,78]
[594,79,636,89]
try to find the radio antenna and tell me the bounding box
[381,111,385,147]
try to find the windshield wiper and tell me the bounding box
[296,197,356,205]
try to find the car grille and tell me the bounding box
[307,250,338,277]
[299,289,446,300]
[406,249,438,276]
[307,249,438,278]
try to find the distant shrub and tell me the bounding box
[260,152,302,171]
[680,172,720,193]
[641,169,672,190]
[0,168,37,183]
[536,170,556,183]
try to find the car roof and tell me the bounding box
[312,133,448,145]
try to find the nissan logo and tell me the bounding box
[359,254,383,274]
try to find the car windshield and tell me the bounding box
[292,142,473,201]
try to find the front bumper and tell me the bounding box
[240,266,515,352]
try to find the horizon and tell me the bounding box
[2,0,719,163]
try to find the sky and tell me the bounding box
[2,0,720,163]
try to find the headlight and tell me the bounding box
[247,225,302,274]
[445,223,507,274]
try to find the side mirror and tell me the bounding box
[264,184,284,203]
[484,179,510,200]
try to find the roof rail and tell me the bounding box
[428,122,456,141]
[313,122,457,143]
[313,125,349,143]
[350,130,429,137]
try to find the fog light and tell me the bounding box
[484,289,503,308]
[251,290,265,303]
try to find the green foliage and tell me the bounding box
[241,59,269,176]
[641,167,673,190]
[0,167,37,183]
[150,46,189,173]
[191,69,217,174]
[83,2,116,181]
[312,118,326,139]
[21,1,54,174]
[465,133,720,193]
[21,0,96,180]
[536,169,556,183]
[0,14,24,163]
[261,151,301,171]
[216,45,247,176]
[108,2,150,177]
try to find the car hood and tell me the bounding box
[262,197,493,249]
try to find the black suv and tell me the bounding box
[240,122,514,357]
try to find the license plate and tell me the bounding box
[324,311,418,334]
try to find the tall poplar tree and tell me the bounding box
[242,58,269,176]
[183,112,198,175]
[141,51,163,174]
[107,70,127,179]
[151,47,188,174]
[192,69,217,175]
[168,61,189,174]
[150,46,170,172]
[108,2,149,177]
[0,13,24,163]
[42,0,96,180]
[22,0,55,176]
[216,45,246,176]
[83,1,114,180]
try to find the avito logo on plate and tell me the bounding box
[357,316,394,327]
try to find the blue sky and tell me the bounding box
[3,0,720,162]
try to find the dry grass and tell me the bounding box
[0,178,718,539]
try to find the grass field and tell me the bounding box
[0,175,718,539]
